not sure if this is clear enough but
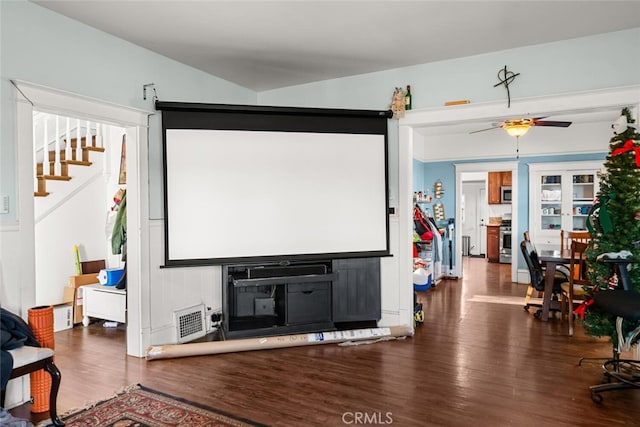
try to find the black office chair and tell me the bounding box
[522,232,570,312]
[588,260,640,402]
[520,239,566,318]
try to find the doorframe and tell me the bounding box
[399,85,640,285]
[456,162,518,282]
[14,80,152,357]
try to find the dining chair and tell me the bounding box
[559,240,591,336]
[560,229,590,253]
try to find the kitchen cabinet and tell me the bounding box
[528,161,603,250]
[488,171,512,204]
[487,225,500,263]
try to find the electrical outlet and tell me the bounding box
[204,307,222,332]
[0,195,8,214]
[205,306,213,332]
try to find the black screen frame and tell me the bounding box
[157,101,392,267]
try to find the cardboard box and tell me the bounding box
[53,303,73,332]
[64,285,89,324]
[69,273,100,288]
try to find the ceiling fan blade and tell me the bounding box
[469,125,502,134]
[533,120,572,128]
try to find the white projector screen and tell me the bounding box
[159,103,390,266]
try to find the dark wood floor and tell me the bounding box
[13,257,640,426]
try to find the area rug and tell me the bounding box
[60,384,266,427]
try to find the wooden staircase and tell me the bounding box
[34,135,105,197]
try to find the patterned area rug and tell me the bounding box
[61,384,266,426]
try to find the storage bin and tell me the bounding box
[98,268,125,286]
[286,282,331,324]
[462,235,471,256]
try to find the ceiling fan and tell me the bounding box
[470,117,572,137]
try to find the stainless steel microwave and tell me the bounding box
[500,186,512,204]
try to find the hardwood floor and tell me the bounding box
[12,257,640,426]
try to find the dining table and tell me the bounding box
[537,249,572,321]
[538,249,638,321]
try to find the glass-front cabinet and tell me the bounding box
[529,161,603,251]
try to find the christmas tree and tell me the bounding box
[582,107,640,343]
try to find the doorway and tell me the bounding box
[461,178,487,257]
[15,81,150,357]
[455,162,518,282]
[33,114,127,312]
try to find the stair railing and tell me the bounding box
[33,112,103,195]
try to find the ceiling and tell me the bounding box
[32,1,640,92]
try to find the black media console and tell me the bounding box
[221,258,381,339]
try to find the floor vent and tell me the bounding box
[174,304,206,343]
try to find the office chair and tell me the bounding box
[520,238,566,318]
[588,259,640,403]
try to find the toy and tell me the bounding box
[612,114,636,135]
[389,87,406,119]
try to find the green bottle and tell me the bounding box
[405,85,412,110]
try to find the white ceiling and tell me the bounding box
[32,0,640,92]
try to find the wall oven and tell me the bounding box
[499,219,512,264]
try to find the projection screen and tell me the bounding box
[158,102,391,266]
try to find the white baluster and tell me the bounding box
[76,118,82,161]
[54,115,61,176]
[65,117,72,162]
[86,120,91,149]
[96,122,102,149]
[42,115,50,176]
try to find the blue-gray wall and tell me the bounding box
[0,0,256,222]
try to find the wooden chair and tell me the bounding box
[560,240,591,336]
[560,230,590,253]
[0,346,64,426]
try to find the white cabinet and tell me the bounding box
[529,161,603,250]
[82,284,126,326]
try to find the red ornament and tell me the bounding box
[574,298,594,320]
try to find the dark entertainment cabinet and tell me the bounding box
[221,257,381,339]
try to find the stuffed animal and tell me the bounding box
[612,115,636,135]
[389,87,406,119]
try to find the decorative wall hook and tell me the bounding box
[143,83,157,101]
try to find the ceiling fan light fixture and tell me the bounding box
[503,118,534,138]
[504,123,531,137]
